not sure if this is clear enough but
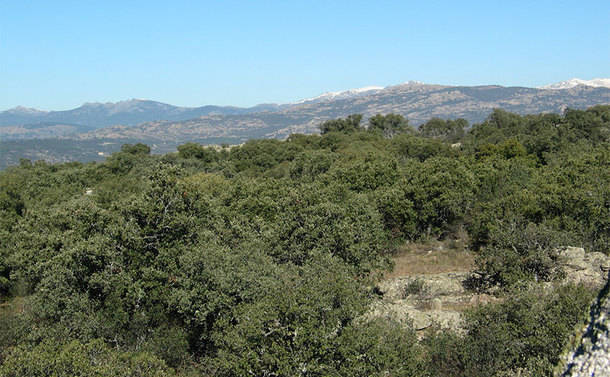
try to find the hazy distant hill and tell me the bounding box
[0,100,283,139]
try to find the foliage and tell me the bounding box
[403,278,427,297]
[0,339,175,377]
[424,284,594,377]
[319,114,364,134]
[420,117,468,143]
[391,133,457,161]
[368,113,413,137]
[470,218,569,289]
[121,143,151,155]
[0,106,608,374]
[176,142,219,163]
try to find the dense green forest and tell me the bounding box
[1,106,609,376]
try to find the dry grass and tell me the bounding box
[384,239,475,279]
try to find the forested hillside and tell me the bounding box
[1,106,609,376]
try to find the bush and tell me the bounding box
[471,217,569,289]
[0,339,175,377]
[425,284,594,377]
[319,114,363,134]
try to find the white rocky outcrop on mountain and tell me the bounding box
[295,81,433,104]
[295,86,385,104]
[541,78,610,90]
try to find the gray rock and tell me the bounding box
[559,247,610,288]
[562,247,586,261]
[561,272,610,376]
[378,272,469,301]
[370,272,472,333]
[430,298,443,310]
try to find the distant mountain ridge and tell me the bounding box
[2,78,609,129]
[79,82,610,143]
[1,79,609,142]
[0,99,284,130]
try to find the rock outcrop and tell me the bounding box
[559,247,610,288]
[370,247,610,338]
[370,272,491,333]
[561,275,610,376]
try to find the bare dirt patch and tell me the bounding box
[369,239,483,334]
[384,240,475,279]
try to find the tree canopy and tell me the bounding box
[1,106,608,376]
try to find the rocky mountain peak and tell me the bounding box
[540,78,610,90]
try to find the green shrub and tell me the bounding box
[425,284,594,377]
[471,217,569,289]
[0,339,175,377]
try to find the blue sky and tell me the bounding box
[1,0,609,110]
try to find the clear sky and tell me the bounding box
[1,0,609,110]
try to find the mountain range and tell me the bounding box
[0,100,284,136]
[2,78,610,141]
[3,79,610,139]
[1,79,609,168]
